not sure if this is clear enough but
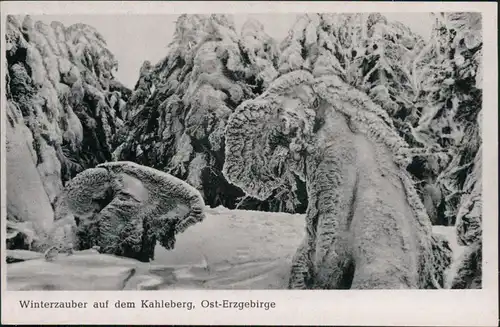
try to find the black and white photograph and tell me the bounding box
[1,1,498,325]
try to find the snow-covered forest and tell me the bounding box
[4,12,482,290]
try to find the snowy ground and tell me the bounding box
[7,206,464,290]
[150,206,306,289]
[6,206,306,290]
[155,206,464,265]
[151,206,464,289]
[154,206,305,265]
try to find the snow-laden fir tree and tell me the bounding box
[411,13,482,226]
[113,14,295,211]
[5,15,131,251]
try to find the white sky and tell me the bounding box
[33,13,433,89]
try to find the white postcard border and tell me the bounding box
[0,2,497,326]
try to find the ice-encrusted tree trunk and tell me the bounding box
[223,70,451,289]
[113,14,304,211]
[5,15,131,251]
[276,13,443,222]
[276,13,482,227]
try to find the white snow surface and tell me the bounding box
[154,206,305,265]
[7,206,464,290]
